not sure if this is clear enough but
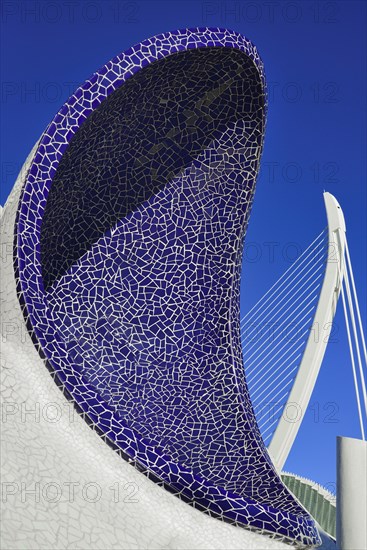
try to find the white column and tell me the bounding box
[337,436,367,550]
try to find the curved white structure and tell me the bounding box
[268,193,346,471]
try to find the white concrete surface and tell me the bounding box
[336,436,367,550]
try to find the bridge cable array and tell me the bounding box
[241,225,367,449]
[338,236,367,440]
[241,229,329,446]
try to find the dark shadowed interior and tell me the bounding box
[40,47,264,290]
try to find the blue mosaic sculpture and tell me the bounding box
[14,28,321,546]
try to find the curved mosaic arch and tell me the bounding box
[14,28,321,546]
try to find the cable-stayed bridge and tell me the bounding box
[242,192,367,473]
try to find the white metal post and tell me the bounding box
[337,436,367,550]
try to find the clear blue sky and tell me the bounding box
[1,0,366,492]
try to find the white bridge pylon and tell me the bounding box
[242,192,367,472]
